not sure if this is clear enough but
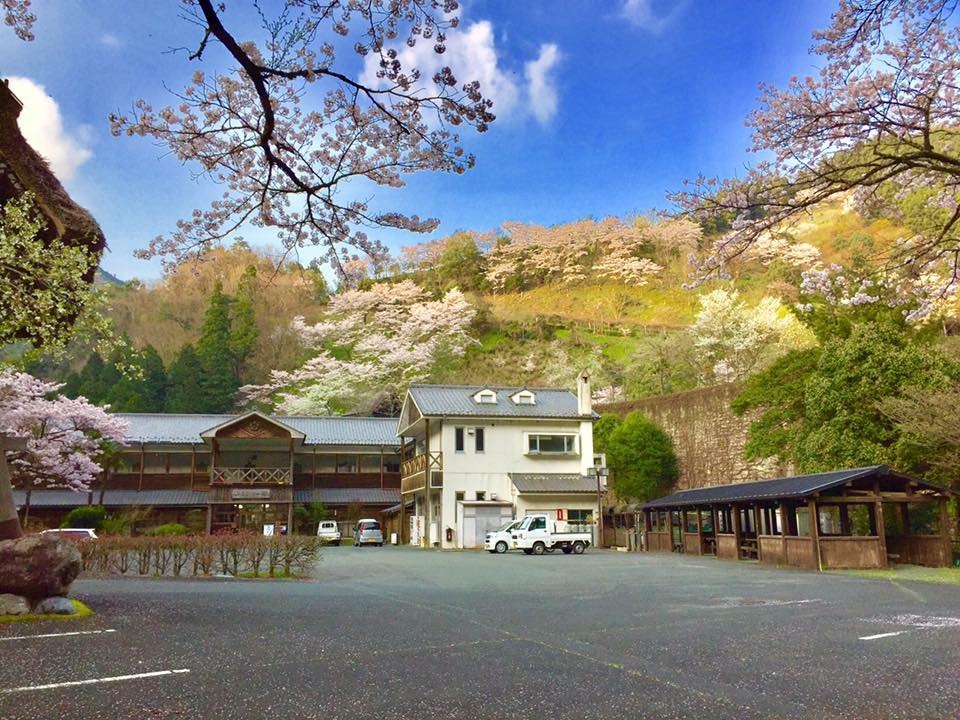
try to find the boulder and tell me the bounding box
[0,535,81,600]
[32,596,76,615]
[0,593,30,615]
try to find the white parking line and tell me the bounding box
[1,668,190,693]
[0,629,117,642]
[859,631,906,641]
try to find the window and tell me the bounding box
[474,427,485,452]
[359,455,381,474]
[336,455,357,473]
[476,491,486,501]
[511,390,536,405]
[430,471,443,488]
[567,509,591,532]
[473,389,497,404]
[526,434,578,455]
[316,454,336,473]
[382,454,400,474]
[528,516,546,531]
[455,427,465,452]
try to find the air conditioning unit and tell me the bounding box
[467,428,475,435]
[490,493,498,501]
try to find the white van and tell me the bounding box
[317,520,341,545]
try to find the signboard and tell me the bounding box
[231,488,271,500]
[556,509,565,520]
[263,524,275,537]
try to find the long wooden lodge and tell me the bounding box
[640,466,957,570]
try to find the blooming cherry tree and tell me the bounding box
[0,371,128,538]
[98,0,495,277]
[242,280,476,413]
[672,0,960,312]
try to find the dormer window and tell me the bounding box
[511,390,536,405]
[473,389,497,404]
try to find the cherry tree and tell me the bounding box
[690,289,814,383]
[0,371,128,537]
[671,0,960,312]
[241,279,476,413]
[106,0,494,276]
[482,217,695,292]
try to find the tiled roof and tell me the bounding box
[13,490,208,507]
[509,473,598,494]
[16,487,403,508]
[116,414,400,446]
[640,466,951,509]
[406,385,590,420]
[294,488,401,505]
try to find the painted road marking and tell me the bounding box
[0,629,117,642]
[1,668,190,694]
[860,631,906,641]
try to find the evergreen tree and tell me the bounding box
[605,412,679,502]
[230,266,259,383]
[165,344,206,413]
[196,281,239,412]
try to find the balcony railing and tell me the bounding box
[400,452,442,478]
[211,467,292,485]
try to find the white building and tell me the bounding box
[396,373,601,549]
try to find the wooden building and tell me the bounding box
[640,466,957,570]
[14,412,401,535]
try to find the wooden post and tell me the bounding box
[779,501,790,563]
[754,505,763,562]
[732,504,742,560]
[424,420,431,548]
[940,498,951,566]
[839,505,850,536]
[205,504,213,535]
[695,507,703,555]
[809,498,822,571]
[875,499,888,568]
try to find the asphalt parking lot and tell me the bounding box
[1,546,958,719]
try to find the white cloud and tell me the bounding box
[525,44,561,125]
[99,33,122,48]
[8,77,93,182]
[621,0,687,33]
[360,20,560,125]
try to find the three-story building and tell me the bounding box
[396,374,600,549]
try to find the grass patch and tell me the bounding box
[0,598,93,624]
[831,564,960,585]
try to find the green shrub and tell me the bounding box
[148,523,190,536]
[61,505,107,530]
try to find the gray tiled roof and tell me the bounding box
[406,385,590,420]
[116,414,400,446]
[509,473,598,494]
[294,488,401,505]
[640,466,953,509]
[13,490,208,507]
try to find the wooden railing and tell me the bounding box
[400,452,442,478]
[211,467,292,485]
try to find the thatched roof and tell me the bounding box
[0,78,105,279]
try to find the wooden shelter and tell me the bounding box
[640,466,957,570]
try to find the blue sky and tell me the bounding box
[0,0,837,281]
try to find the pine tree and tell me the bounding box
[165,344,206,413]
[196,281,239,412]
[230,266,259,383]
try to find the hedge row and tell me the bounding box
[78,533,325,578]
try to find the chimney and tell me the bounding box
[576,370,592,415]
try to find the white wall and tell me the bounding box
[435,419,593,548]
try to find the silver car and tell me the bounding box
[354,518,384,547]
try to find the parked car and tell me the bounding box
[354,518,384,547]
[485,519,523,554]
[40,528,98,541]
[317,520,341,545]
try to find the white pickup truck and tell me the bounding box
[511,513,592,555]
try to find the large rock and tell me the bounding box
[0,535,81,599]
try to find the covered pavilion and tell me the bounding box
[640,466,957,570]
